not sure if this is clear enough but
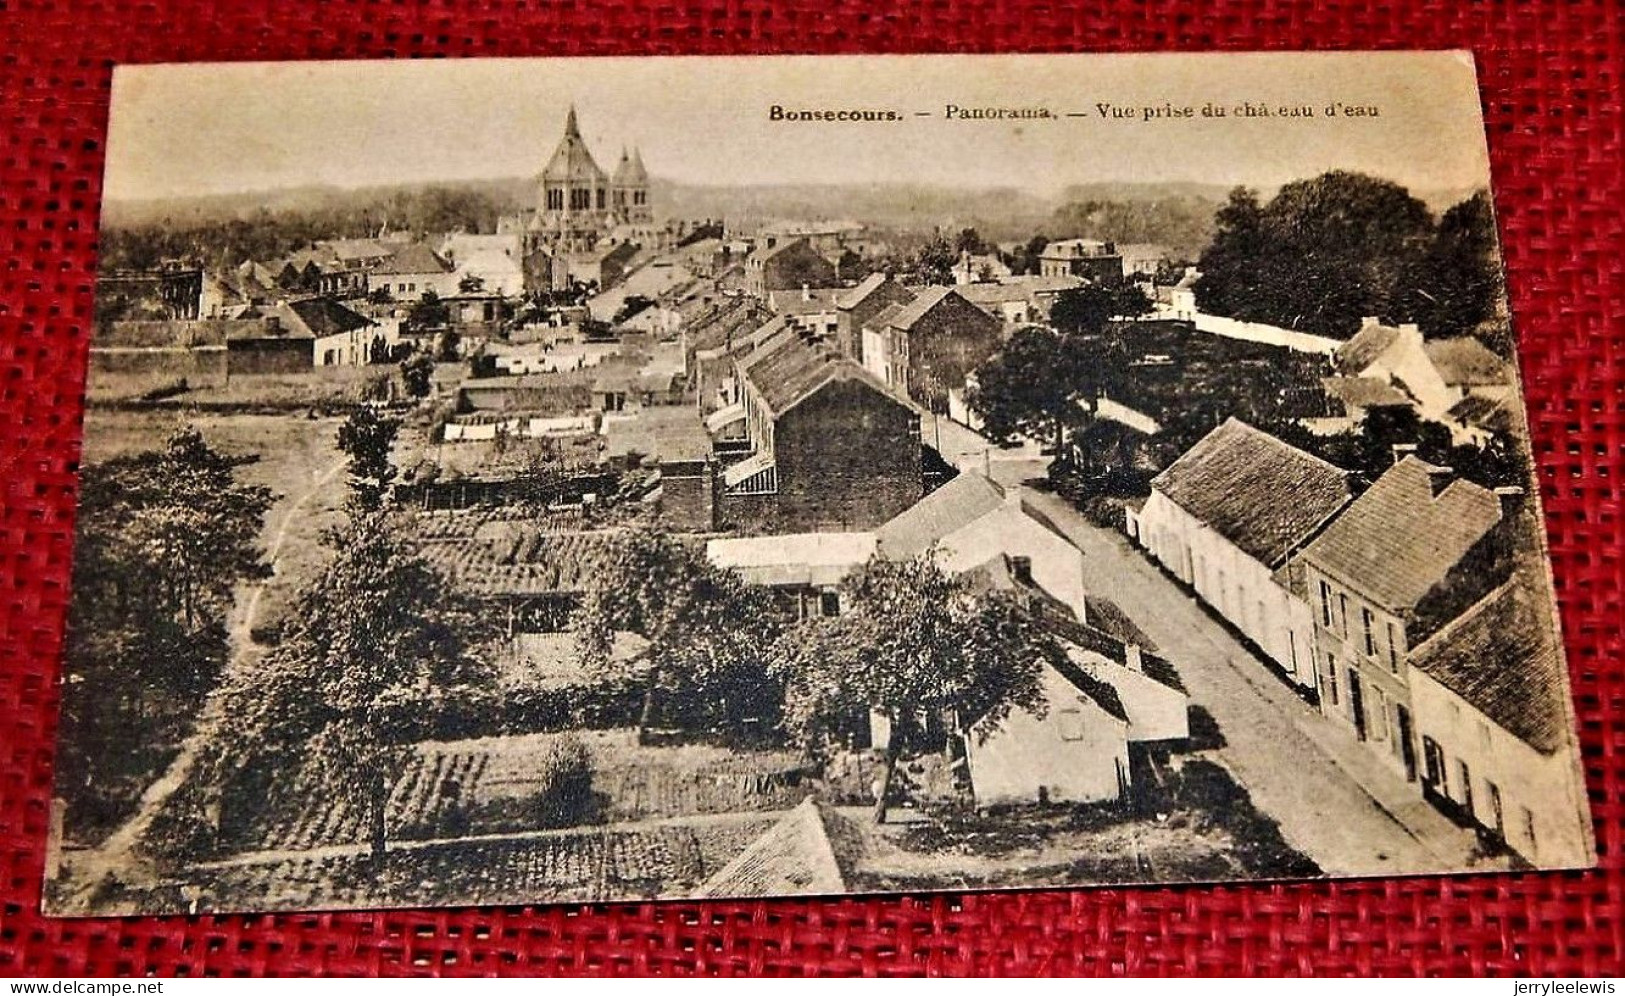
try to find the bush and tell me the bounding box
[465,734,596,833]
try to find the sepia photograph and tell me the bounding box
[46,50,1595,916]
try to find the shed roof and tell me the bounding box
[1335,320,1403,373]
[1152,418,1355,567]
[375,244,452,276]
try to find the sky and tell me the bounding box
[103,51,1494,202]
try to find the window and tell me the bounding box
[546,188,563,211]
[1371,687,1387,741]
[819,590,840,618]
[1479,721,1493,750]
[1422,736,1445,790]
[1318,580,1334,627]
[1487,782,1504,832]
[1522,807,1537,856]
[1324,655,1339,706]
[596,189,606,210]
[1337,594,1349,637]
[1458,759,1474,815]
[1361,607,1377,656]
[1386,621,1401,671]
[1056,708,1086,742]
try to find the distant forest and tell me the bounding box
[98,177,1235,273]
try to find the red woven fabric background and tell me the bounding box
[1,0,1621,977]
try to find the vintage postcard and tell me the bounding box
[48,51,1594,915]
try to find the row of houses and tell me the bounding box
[1127,417,1588,863]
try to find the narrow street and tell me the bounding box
[1017,485,1493,878]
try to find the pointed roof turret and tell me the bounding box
[624,146,650,185]
[542,105,606,185]
[612,146,636,186]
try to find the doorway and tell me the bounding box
[1396,705,1418,782]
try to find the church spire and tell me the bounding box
[564,104,581,139]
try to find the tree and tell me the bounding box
[954,227,987,255]
[336,406,400,510]
[574,531,785,744]
[1194,173,1437,338]
[966,326,1084,453]
[435,328,462,362]
[908,235,958,286]
[59,428,272,841]
[768,556,1052,823]
[207,511,495,862]
[1418,191,1504,342]
[399,351,435,400]
[1049,284,1152,336]
[406,289,451,332]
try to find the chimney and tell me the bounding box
[802,283,811,302]
[1494,485,1525,518]
[1425,465,1454,497]
[1123,643,1144,673]
[1360,316,1381,330]
[1391,443,1418,465]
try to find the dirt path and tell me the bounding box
[64,453,351,894]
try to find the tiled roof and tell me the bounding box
[876,285,956,331]
[737,324,899,417]
[375,244,452,275]
[1335,320,1402,373]
[836,272,894,310]
[874,471,1006,560]
[1448,394,1516,431]
[1321,376,1414,410]
[279,297,375,337]
[1045,615,1184,694]
[1048,657,1129,723]
[1411,580,1571,754]
[601,408,713,464]
[693,798,852,899]
[1424,337,1508,386]
[769,287,845,316]
[755,238,812,264]
[1299,456,1503,614]
[1152,418,1355,567]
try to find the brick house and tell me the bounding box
[744,237,839,298]
[834,273,915,361]
[715,322,922,534]
[860,286,1003,413]
[1037,238,1124,284]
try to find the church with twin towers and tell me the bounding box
[506,106,663,292]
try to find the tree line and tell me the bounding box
[1195,173,1505,345]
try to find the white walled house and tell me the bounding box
[964,660,1132,808]
[1296,456,1508,783]
[876,471,1088,619]
[1335,317,1511,422]
[372,244,460,303]
[1128,419,1355,689]
[1407,580,1593,867]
